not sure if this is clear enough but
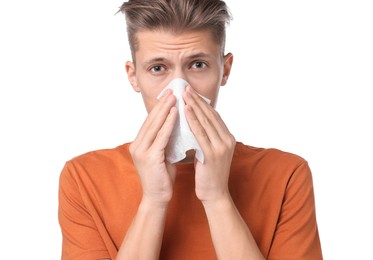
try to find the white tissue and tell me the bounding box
[157,78,211,164]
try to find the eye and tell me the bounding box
[150,65,165,73]
[191,61,207,70]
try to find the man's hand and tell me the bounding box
[117,90,178,259]
[129,89,178,207]
[183,86,236,206]
[183,86,264,260]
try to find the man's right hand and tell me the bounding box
[129,89,178,207]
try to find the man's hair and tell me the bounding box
[118,0,232,61]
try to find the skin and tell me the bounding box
[127,29,229,110]
[112,29,264,260]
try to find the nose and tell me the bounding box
[171,68,189,83]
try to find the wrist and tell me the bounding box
[140,196,170,212]
[201,192,233,211]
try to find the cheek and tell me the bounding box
[136,82,158,113]
[189,65,223,99]
[189,77,221,102]
[137,77,170,113]
[208,87,220,108]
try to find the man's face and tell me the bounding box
[126,29,233,113]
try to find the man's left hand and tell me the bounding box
[183,86,236,206]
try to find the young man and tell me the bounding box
[58,0,323,259]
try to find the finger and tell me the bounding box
[184,104,213,152]
[135,91,176,148]
[184,87,221,144]
[151,106,178,151]
[185,86,231,139]
[138,89,173,130]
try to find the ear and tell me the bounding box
[125,61,140,92]
[221,53,233,86]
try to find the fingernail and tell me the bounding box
[167,93,175,100]
[186,86,193,96]
[166,89,173,95]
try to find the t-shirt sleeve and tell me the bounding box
[58,162,111,260]
[268,161,323,260]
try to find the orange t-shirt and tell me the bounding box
[58,142,322,259]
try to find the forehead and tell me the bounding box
[134,29,222,60]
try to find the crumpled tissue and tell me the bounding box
[157,78,211,164]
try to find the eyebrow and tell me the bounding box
[141,52,212,67]
[141,57,167,67]
[187,52,212,60]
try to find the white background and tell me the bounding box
[0,0,372,259]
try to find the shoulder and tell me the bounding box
[59,142,135,185]
[233,142,307,170]
[68,142,132,166]
[66,142,133,170]
[232,142,312,187]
